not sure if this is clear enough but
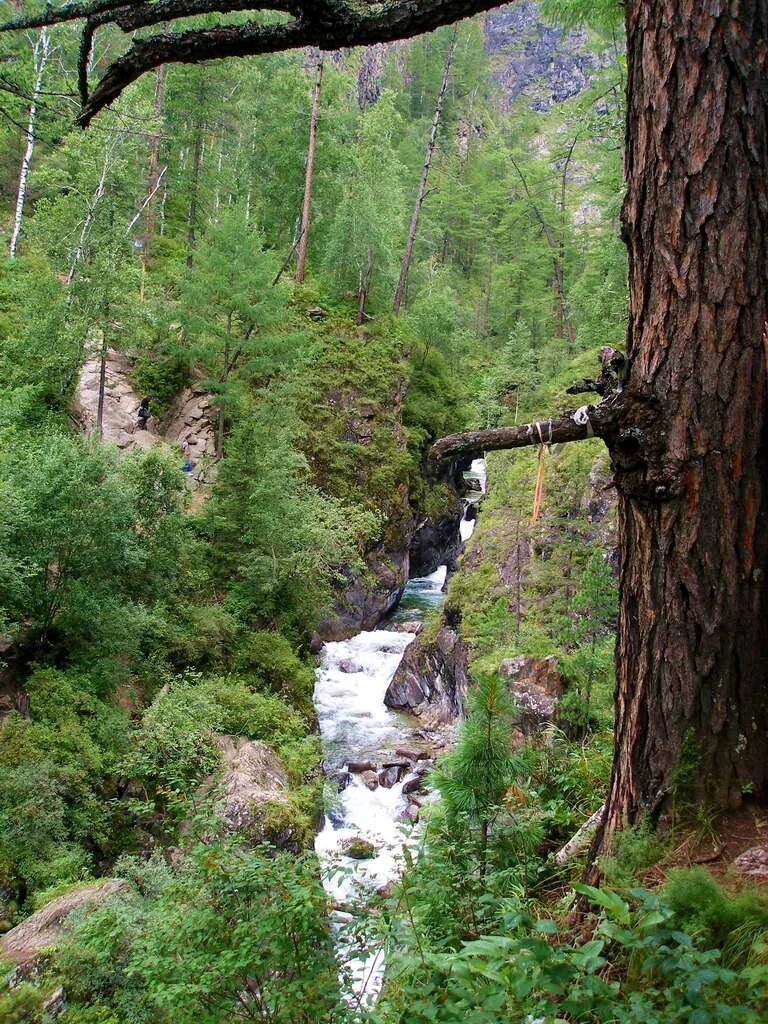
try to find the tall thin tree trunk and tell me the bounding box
[186,127,205,268]
[393,31,456,314]
[67,147,111,287]
[356,245,374,325]
[95,334,108,441]
[140,63,166,290]
[595,0,768,851]
[295,51,324,284]
[9,29,50,257]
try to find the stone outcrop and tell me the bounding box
[317,545,410,641]
[499,654,565,734]
[217,736,289,836]
[409,506,463,578]
[732,845,768,878]
[162,383,217,465]
[0,879,129,965]
[384,627,469,726]
[74,349,216,469]
[74,349,159,450]
[485,2,616,112]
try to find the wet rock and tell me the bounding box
[401,773,424,796]
[409,505,463,578]
[361,771,379,791]
[341,837,377,859]
[327,805,347,829]
[385,627,469,726]
[378,766,401,788]
[347,760,376,774]
[336,771,352,792]
[382,760,410,771]
[397,802,420,823]
[393,622,423,635]
[395,748,420,761]
[0,879,130,965]
[499,655,565,734]
[338,658,363,673]
[732,845,768,877]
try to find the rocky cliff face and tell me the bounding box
[74,349,216,466]
[484,2,616,111]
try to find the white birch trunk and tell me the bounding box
[8,29,51,257]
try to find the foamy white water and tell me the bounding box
[314,628,417,1007]
[313,568,451,1007]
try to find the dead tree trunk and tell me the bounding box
[186,124,205,268]
[356,245,374,325]
[393,30,456,314]
[433,3,768,853]
[295,51,323,284]
[9,28,50,257]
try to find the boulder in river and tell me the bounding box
[347,760,376,773]
[499,655,565,734]
[361,770,379,791]
[341,837,377,860]
[384,626,469,726]
[401,772,424,795]
[378,766,401,788]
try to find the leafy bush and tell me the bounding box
[376,886,768,1023]
[664,868,768,967]
[57,843,344,1024]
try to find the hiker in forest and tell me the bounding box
[136,396,152,430]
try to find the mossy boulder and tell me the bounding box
[340,837,377,860]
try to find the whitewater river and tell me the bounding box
[313,458,485,1006]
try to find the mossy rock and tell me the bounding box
[340,836,377,860]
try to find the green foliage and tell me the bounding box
[377,886,768,1023]
[57,844,345,1024]
[599,821,670,887]
[663,869,768,967]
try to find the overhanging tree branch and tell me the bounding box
[0,1,507,125]
[431,347,632,459]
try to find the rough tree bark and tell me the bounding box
[295,51,323,285]
[599,0,768,842]
[393,29,455,314]
[433,3,768,850]
[0,1,504,126]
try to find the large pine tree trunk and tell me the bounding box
[295,51,324,284]
[599,0,768,842]
[392,31,456,314]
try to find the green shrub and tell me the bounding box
[664,868,768,966]
[599,820,670,887]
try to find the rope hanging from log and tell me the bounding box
[530,421,550,525]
